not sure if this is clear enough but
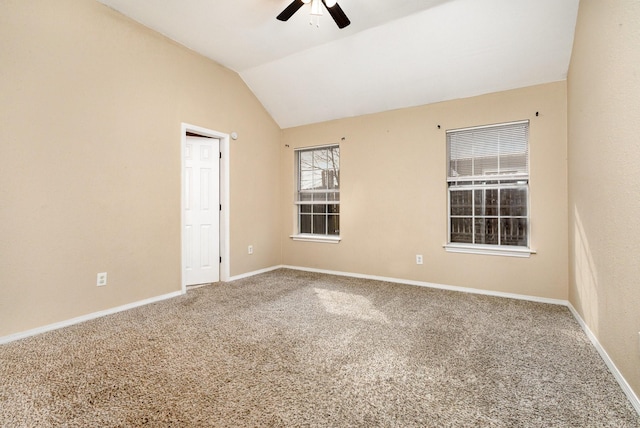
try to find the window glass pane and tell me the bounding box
[299,151,315,191]
[501,218,528,246]
[313,149,327,189]
[300,214,311,234]
[474,189,498,216]
[300,150,325,190]
[328,204,339,214]
[474,155,498,177]
[298,193,313,202]
[313,215,326,235]
[312,204,326,214]
[300,171,316,191]
[475,218,499,245]
[328,147,340,190]
[450,218,473,243]
[312,192,328,203]
[499,153,527,175]
[313,148,329,170]
[500,188,528,216]
[328,215,339,235]
[300,204,311,213]
[313,149,336,190]
[450,190,472,216]
[311,192,340,203]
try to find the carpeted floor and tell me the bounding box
[1,269,639,427]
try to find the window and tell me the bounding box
[294,145,340,241]
[446,121,531,256]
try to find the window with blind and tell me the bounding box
[446,121,530,252]
[295,145,340,238]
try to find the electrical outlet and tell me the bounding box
[97,272,107,287]
[416,255,423,265]
[248,245,254,255]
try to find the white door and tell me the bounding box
[184,136,220,286]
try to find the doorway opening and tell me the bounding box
[181,123,230,293]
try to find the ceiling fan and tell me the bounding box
[277,0,351,29]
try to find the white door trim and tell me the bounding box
[181,123,230,292]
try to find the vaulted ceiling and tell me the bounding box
[96,0,580,128]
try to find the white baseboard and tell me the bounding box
[226,265,284,282]
[0,264,286,345]
[567,303,640,415]
[0,290,183,345]
[280,265,568,306]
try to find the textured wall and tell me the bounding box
[0,0,281,337]
[282,82,568,300]
[567,0,640,398]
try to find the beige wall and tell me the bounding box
[282,82,568,300]
[568,0,640,397]
[0,0,281,337]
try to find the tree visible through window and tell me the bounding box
[296,145,340,236]
[447,121,529,248]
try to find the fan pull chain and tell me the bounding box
[309,15,321,27]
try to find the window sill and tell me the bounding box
[444,243,535,258]
[290,234,341,244]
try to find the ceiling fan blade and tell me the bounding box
[277,0,305,22]
[322,0,351,28]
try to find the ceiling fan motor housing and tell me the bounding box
[277,0,351,29]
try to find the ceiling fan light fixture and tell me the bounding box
[302,0,311,3]
[310,0,323,16]
[325,0,338,7]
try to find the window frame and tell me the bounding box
[290,144,341,244]
[444,120,535,258]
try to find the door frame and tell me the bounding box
[180,122,230,292]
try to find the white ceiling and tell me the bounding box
[96,0,580,128]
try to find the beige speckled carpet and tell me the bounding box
[1,269,639,427]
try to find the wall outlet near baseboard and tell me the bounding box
[416,255,423,265]
[97,272,107,287]
[248,245,253,255]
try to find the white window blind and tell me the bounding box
[447,121,529,182]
